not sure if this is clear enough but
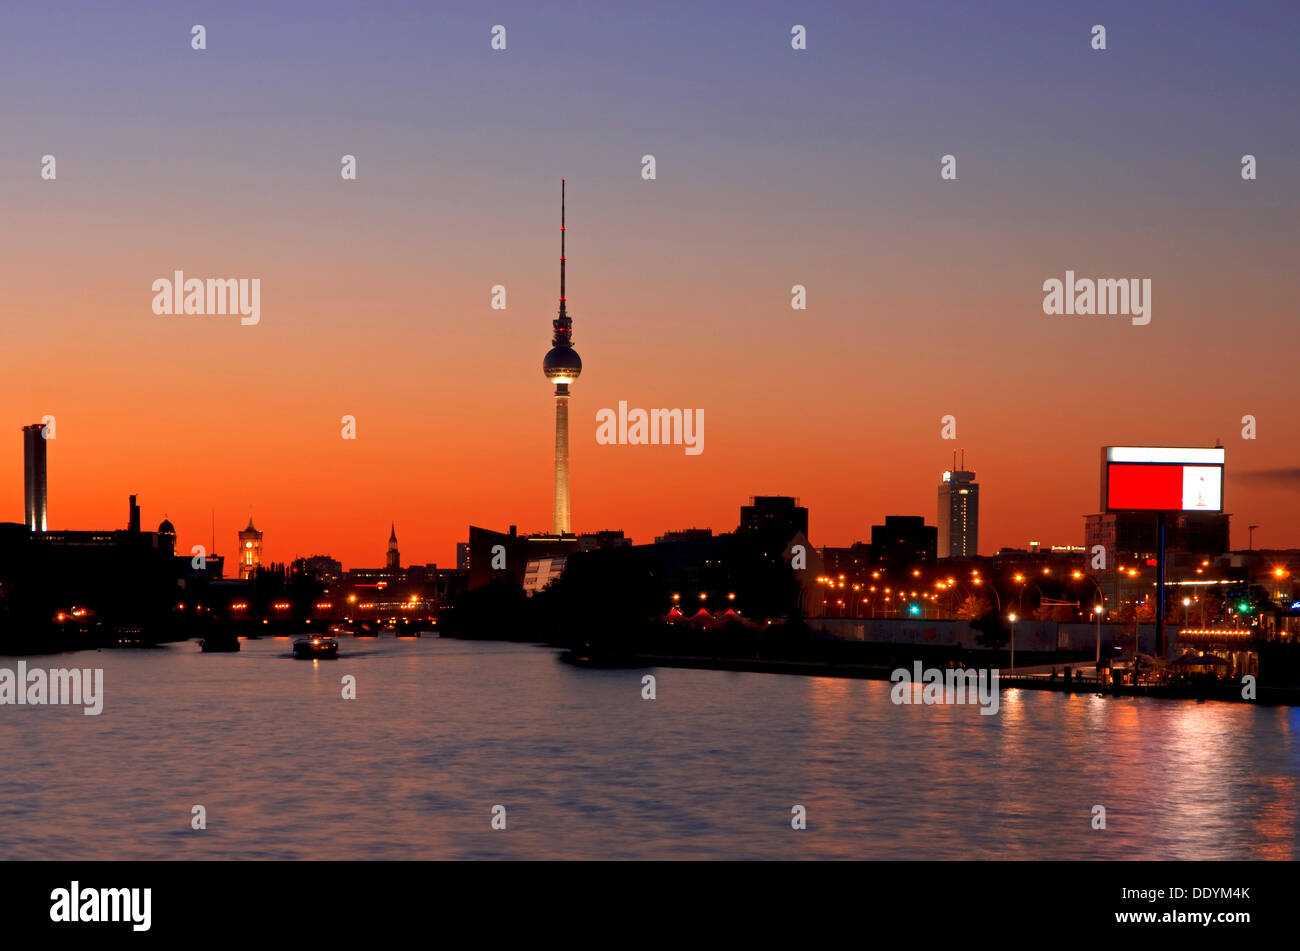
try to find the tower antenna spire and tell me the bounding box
[559,178,566,316]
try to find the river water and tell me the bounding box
[0,636,1295,859]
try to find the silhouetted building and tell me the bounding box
[158,518,176,555]
[238,518,262,580]
[456,542,470,571]
[594,526,821,620]
[0,496,205,643]
[821,542,873,582]
[739,496,808,542]
[1085,512,1230,564]
[655,528,713,544]
[870,516,937,570]
[22,423,48,533]
[467,524,579,589]
[937,468,978,559]
[128,495,141,533]
[579,530,629,552]
[292,555,343,587]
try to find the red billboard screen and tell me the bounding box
[1102,447,1225,513]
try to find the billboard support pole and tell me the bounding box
[1156,512,1167,658]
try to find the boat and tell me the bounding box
[110,629,156,648]
[560,647,644,668]
[200,632,240,653]
[293,635,339,659]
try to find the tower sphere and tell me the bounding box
[543,347,582,384]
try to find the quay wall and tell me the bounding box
[808,617,1157,654]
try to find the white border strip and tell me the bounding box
[1106,446,1225,465]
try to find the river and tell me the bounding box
[0,636,1295,859]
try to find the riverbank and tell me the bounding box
[613,652,1300,706]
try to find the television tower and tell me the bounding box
[542,179,582,535]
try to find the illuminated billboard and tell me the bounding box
[1102,446,1225,513]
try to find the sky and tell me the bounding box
[1,0,1298,572]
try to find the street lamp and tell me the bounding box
[1008,613,1018,671]
[1094,604,1104,665]
[1182,596,1191,626]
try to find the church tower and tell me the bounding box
[387,523,400,570]
[238,517,262,580]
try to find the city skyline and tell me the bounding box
[9,423,1291,578]
[2,1,1297,570]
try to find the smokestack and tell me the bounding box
[22,424,48,533]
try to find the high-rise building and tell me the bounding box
[22,423,48,533]
[387,523,401,570]
[937,467,979,559]
[238,517,262,580]
[542,179,582,536]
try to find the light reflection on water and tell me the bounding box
[0,637,1294,859]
